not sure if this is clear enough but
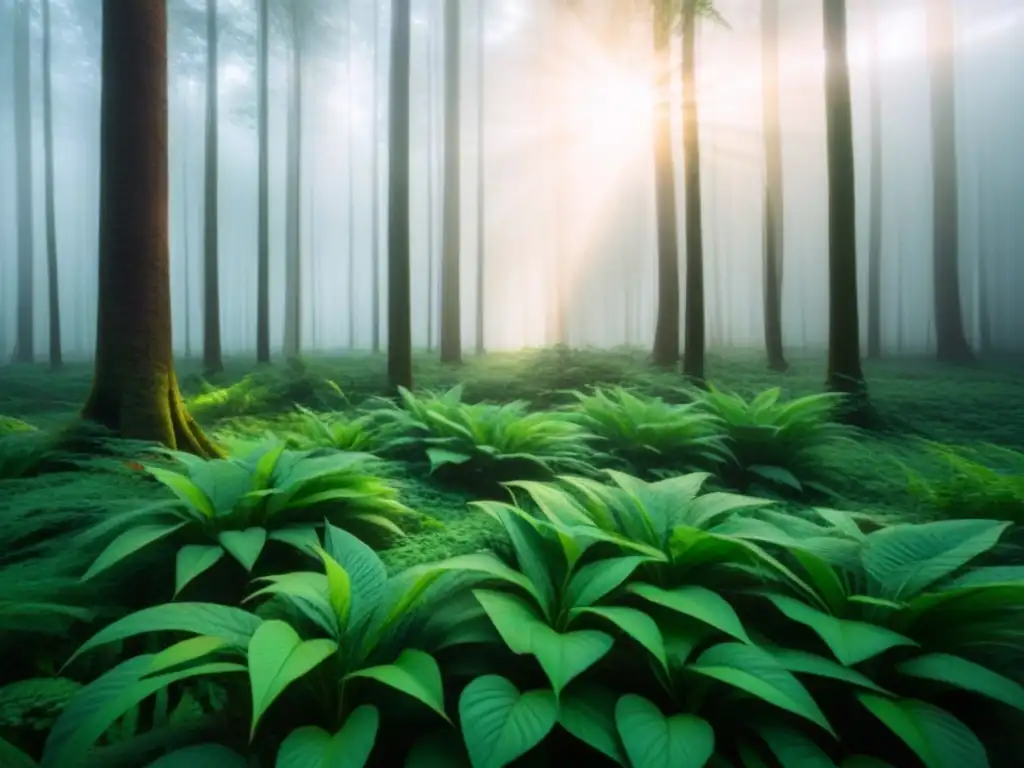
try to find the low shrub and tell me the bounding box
[908,441,1024,523]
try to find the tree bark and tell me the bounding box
[82,0,218,457]
[651,8,680,368]
[283,8,304,361]
[202,0,223,374]
[926,0,974,364]
[680,2,706,382]
[761,0,787,371]
[388,0,414,392]
[256,0,270,363]
[822,0,868,417]
[426,13,437,351]
[370,0,382,353]
[42,0,62,369]
[346,0,357,349]
[474,0,486,356]
[866,0,882,360]
[439,0,462,363]
[12,0,34,364]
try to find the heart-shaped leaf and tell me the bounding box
[219,528,268,572]
[615,694,714,768]
[458,676,557,768]
[175,545,226,596]
[858,694,987,768]
[347,650,449,721]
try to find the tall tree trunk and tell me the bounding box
[822,0,868,418]
[439,0,462,364]
[426,14,436,351]
[256,0,270,363]
[650,8,680,368]
[12,0,33,364]
[976,174,992,355]
[42,0,61,369]
[388,0,414,392]
[182,131,192,359]
[680,2,705,382]
[283,11,304,361]
[761,0,787,371]
[346,2,356,349]
[370,0,382,353]
[926,0,973,363]
[866,0,882,360]
[474,0,486,355]
[202,0,223,374]
[83,0,218,457]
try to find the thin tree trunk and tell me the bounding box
[977,173,992,355]
[680,2,705,382]
[256,0,271,363]
[371,0,382,353]
[283,11,303,361]
[866,0,882,360]
[388,0,414,392]
[426,13,436,351]
[474,0,486,355]
[651,9,680,368]
[182,93,192,358]
[12,0,33,363]
[761,0,787,371]
[202,0,223,374]
[83,0,218,457]
[346,2,357,349]
[42,0,61,369]
[926,0,973,363]
[822,0,868,418]
[439,0,462,363]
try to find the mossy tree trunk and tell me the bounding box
[202,0,223,375]
[82,0,218,458]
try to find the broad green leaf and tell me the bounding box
[191,460,258,513]
[574,606,667,671]
[631,583,750,643]
[323,523,388,630]
[276,726,330,768]
[427,447,473,472]
[897,653,1024,712]
[147,635,233,676]
[146,744,248,767]
[435,553,542,607]
[858,694,988,768]
[558,684,627,765]
[82,523,186,581]
[247,620,339,737]
[790,549,847,615]
[311,545,352,631]
[67,603,263,667]
[0,735,35,768]
[769,648,888,694]
[347,650,449,721]
[146,466,215,518]
[690,643,834,735]
[763,594,915,666]
[615,694,714,768]
[458,676,557,768]
[253,442,286,490]
[268,526,321,552]
[506,480,594,526]
[276,706,380,768]
[218,527,268,572]
[565,556,649,609]
[175,545,226,596]
[861,519,1011,600]
[758,726,836,768]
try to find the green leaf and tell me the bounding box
[769,648,888,694]
[82,523,186,581]
[857,694,988,768]
[790,549,847,614]
[0,735,35,768]
[758,726,836,768]
[247,619,339,738]
[748,465,802,491]
[347,650,449,721]
[311,545,352,631]
[573,606,667,671]
[146,744,248,767]
[564,556,649,609]
[690,643,833,736]
[276,706,380,768]
[458,676,557,768]
[897,653,1024,712]
[615,694,714,768]
[146,466,215,518]
[67,603,263,668]
[268,526,321,552]
[405,732,471,768]
[558,684,627,765]
[175,544,226,596]
[427,447,473,472]
[763,593,915,666]
[323,523,388,631]
[147,635,233,676]
[218,528,268,572]
[630,583,750,643]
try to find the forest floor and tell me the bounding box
[3,347,1022,572]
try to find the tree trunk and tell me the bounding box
[42,0,61,369]
[371,0,382,353]
[926,0,973,364]
[651,9,680,368]
[346,1,357,349]
[474,0,486,356]
[439,0,462,364]
[388,0,414,392]
[202,0,223,374]
[283,10,303,361]
[82,0,218,457]
[680,2,705,382]
[426,14,436,351]
[761,0,787,371]
[256,0,270,363]
[866,0,882,360]
[822,0,868,418]
[12,0,33,364]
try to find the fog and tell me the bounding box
[1,0,1022,359]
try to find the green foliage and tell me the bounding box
[186,365,347,420]
[284,407,399,453]
[908,442,1024,523]
[0,415,37,434]
[566,387,731,477]
[692,385,853,495]
[371,386,599,487]
[78,442,413,597]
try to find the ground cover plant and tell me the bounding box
[1,351,1023,767]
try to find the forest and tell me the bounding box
[0,0,1022,766]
